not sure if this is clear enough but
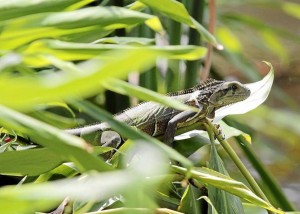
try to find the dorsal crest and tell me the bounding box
[167,78,224,96]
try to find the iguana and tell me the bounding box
[65,79,251,147]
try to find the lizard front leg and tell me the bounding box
[100,130,122,148]
[163,110,199,146]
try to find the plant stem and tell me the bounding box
[204,119,274,213]
[202,0,216,80]
[184,0,204,88]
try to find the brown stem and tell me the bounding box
[202,0,216,80]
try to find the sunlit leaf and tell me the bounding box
[259,30,288,64]
[138,0,222,48]
[0,0,92,21]
[172,166,284,214]
[0,7,157,49]
[22,39,206,66]
[0,148,63,176]
[102,78,197,112]
[0,105,111,172]
[282,2,300,19]
[0,143,168,214]
[93,37,155,45]
[216,27,242,53]
[0,46,206,110]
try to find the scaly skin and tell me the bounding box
[65,79,251,146]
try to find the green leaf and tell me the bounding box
[0,105,111,172]
[282,2,300,19]
[35,163,78,183]
[0,143,168,214]
[208,140,244,214]
[93,37,155,45]
[259,30,288,64]
[139,0,221,48]
[172,166,284,214]
[0,46,205,111]
[21,39,207,66]
[0,148,64,176]
[178,184,202,214]
[102,78,197,112]
[0,0,92,21]
[0,6,157,49]
[199,196,219,214]
[216,27,242,53]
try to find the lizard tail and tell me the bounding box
[64,123,105,136]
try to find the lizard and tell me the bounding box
[65,78,251,147]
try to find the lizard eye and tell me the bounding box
[231,84,238,91]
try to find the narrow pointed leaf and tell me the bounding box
[139,0,221,48]
[0,7,158,49]
[178,184,202,214]
[102,78,197,112]
[22,39,207,66]
[0,0,92,21]
[0,148,64,176]
[172,166,284,214]
[208,142,244,214]
[0,105,111,172]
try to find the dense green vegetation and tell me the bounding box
[0,0,299,213]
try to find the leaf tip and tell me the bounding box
[216,43,224,50]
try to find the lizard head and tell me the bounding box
[208,81,251,109]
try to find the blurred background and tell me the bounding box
[214,0,300,208]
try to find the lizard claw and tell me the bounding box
[214,124,225,140]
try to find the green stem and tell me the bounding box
[205,119,273,213]
[184,0,204,88]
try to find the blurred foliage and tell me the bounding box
[0,0,299,213]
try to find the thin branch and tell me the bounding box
[204,119,274,214]
[202,0,216,80]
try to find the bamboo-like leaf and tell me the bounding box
[93,37,155,45]
[171,166,284,214]
[21,39,207,66]
[208,141,244,214]
[0,47,205,110]
[282,2,300,19]
[0,148,64,176]
[0,143,168,214]
[139,0,221,48]
[0,105,111,172]
[178,184,202,214]
[35,163,78,184]
[199,196,219,214]
[0,7,158,49]
[102,78,197,112]
[0,0,92,21]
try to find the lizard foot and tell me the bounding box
[100,131,122,148]
[214,124,225,140]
